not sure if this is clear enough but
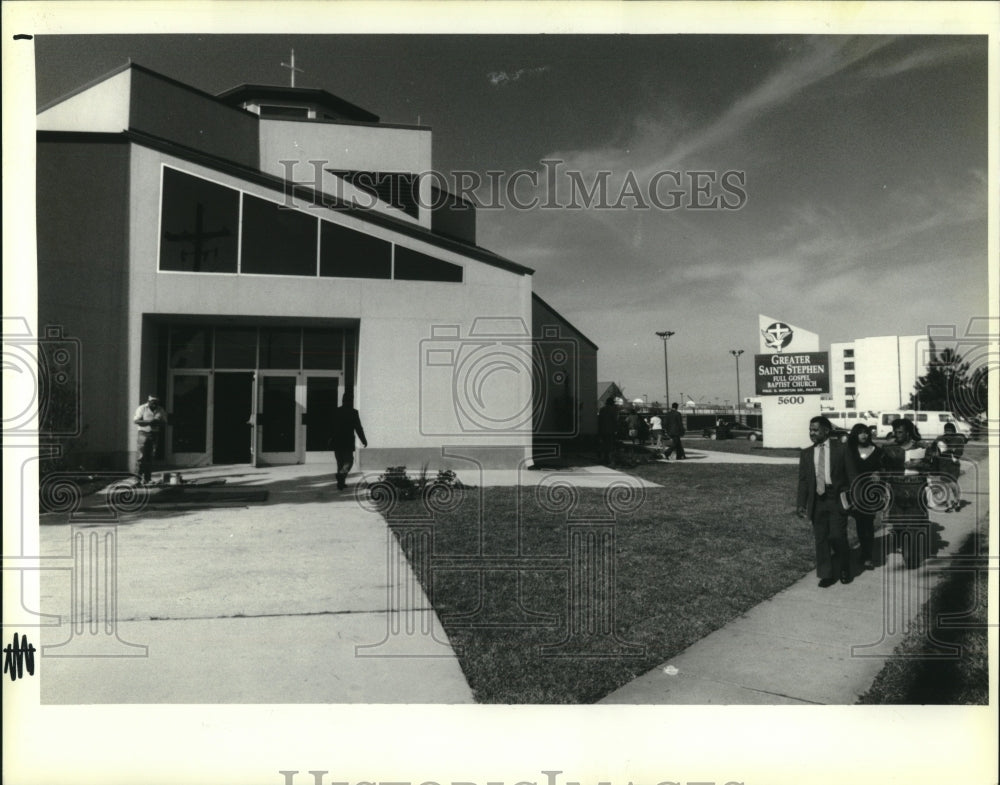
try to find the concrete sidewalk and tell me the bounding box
[600,456,988,704]
[671,447,798,464]
[447,445,796,488]
[38,464,475,703]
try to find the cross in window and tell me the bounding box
[163,204,230,272]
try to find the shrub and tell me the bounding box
[377,464,462,500]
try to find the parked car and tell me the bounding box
[702,422,763,441]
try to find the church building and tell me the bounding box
[36,62,597,471]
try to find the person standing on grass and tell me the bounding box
[797,415,855,587]
[331,391,368,491]
[649,412,664,450]
[597,397,618,464]
[662,402,687,460]
[845,422,884,571]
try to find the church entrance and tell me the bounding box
[163,322,353,466]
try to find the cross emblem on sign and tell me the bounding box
[761,322,794,351]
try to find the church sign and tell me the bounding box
[754,352,830,396]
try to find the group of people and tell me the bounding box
[598,398,687,463]
[133,391,368,489]
[796,415,965,587]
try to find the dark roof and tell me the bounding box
[38,62,260,118]
[598,382,625,401]
[216,84,380,123]
[532,292,599,350]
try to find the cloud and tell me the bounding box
[539,37,899,183]
[637,37,899,176]
[858,39,984,80]
[487,65,550,87]
[483,37,912,264]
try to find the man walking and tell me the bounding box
[133,394,167,484]
[797,415,854,587]
[597,397,618,464]
[662,402,687,460]
[331,391,368,490]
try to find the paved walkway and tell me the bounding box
[35,451,987,704]
[664,446,798,464]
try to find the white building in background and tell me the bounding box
[829,335,930,413]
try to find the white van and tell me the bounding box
[877,410,972,439]
[825,410,880,436]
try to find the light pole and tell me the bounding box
[656,330,675,406]
[730,349,744,423]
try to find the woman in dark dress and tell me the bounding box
[846,423,884,570]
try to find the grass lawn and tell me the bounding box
[855,444,990,705]
[388,462,813,703]
[667,435,801,460]
[858,528,989,705]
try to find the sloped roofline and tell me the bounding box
[38,62,382,128]
[532,292,599,350]
[38,61,250,117]
[37,127,535,278]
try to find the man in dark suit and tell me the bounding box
[662,402,687,460]
[331,391,368,490]
[797,415,855,587]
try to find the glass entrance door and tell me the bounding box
[165,323,353,466]
[304,374,340,463]
[168,372,209,465]
[213,372,254,464]
[256,372,301,464]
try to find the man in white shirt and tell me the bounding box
[133,394,167,484]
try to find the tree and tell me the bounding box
[908,345,985,422]
[962,363,990,429]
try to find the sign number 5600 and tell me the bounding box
[777,396,805,405]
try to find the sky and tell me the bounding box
[31,32,990,407]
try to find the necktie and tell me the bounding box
[816,443,827,495]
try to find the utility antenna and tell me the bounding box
[280,49,304,87]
